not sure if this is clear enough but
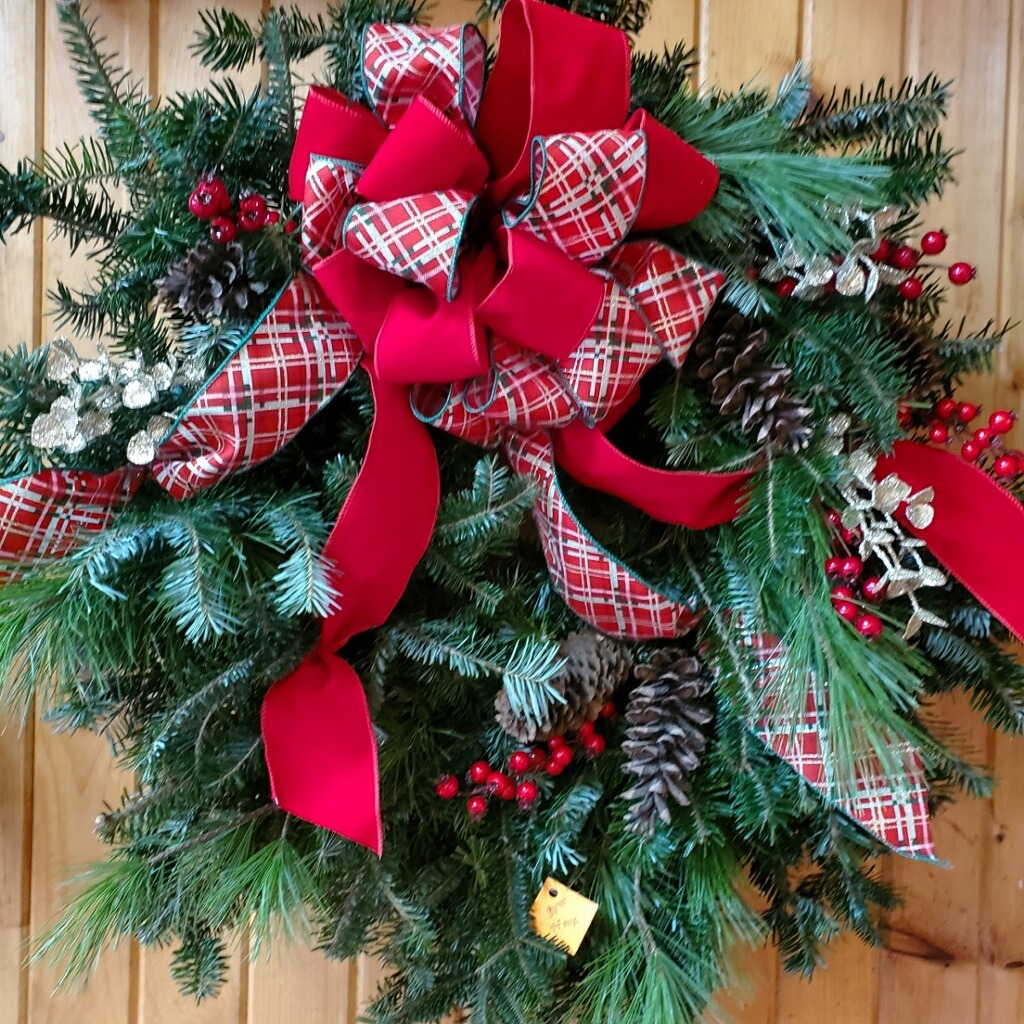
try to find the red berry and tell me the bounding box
[238,192,269,231]
[825,508,843,529]
[870,238,892,262]
[927,420,950,444]
[990,410,1016,434]
[935,397,958,420]
[551,745,574,768]
[830,585,855,608]
[577,720,596,740]
[896,404,913,428]
[516,780,539,808]
[267,210,281,225]
[861,576,887,602]
[467,795,488,820]
[499,781,517,801]
[545,758,565,776]
[961,440,982,462]
[920,230,947,255]
[188,188,218,219]
[284,219,297,233]
[994,454,1019,478]
[468,760,491,784]
[957,402,980,423]
[435,774,459,800]
[948,262,976,285]
[839,556,864,583]
[973,427,994,448]
[547,735,567,749]
[599,701,617,719]
[833,600,859,623]
[485,770,511,795]
[774,276,798,297]
[840,525,862,546]
[584,734,606,758]
[529,747,547,768]
[210,216,237,243]
[892,245,920,269]
[204,176,231,212]
[856,613,884,640]
[508,751,532,775]
[898,277,923,300]
[825,556,843,578]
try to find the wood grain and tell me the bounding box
[1,0,1024,1021]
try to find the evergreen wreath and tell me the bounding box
[0,1,1021,1021]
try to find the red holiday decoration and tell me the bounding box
[891,245,920,269]
[897,277,923,300]
[920,229,947,254]
[435,774,459,799]
[948,261,976,285]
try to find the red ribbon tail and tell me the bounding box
[553,419,752,528]
[261,367,441,853]
[877,440,1024,641]
[261,652,382,854]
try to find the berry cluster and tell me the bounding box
[921,399,1019,473]
[873,229,975,301]
[435,703,615,820]
[770,227,975,300]
[823,511,885,640]
[187,174,290,243]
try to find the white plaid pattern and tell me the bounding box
[463,338,576,432]
[0,468,140,566]
[362,23,486,128]
[344,190,474,299]
[152,273,361,499]
[559,275,662,423]
[505,430,698,639]
[302,156,363,265]
[747,634,935,859]
[607,242,726,368]
[504,131,647,266]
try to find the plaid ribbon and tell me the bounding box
[0,272,362,565]
[745,633,935,859]
[507,431,697,638]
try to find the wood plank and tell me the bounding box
[248,942,349,1023]
[704,942,778,1024]
[702,0,801,91]
[635,0,698,55]
[876,953,978,1023]
[775,934,877,1024]
[27,3,150,1022]
[0,1,40,1023]
[810,0,905,84]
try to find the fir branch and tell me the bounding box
[192,6,332,72]
[798,75,951,147]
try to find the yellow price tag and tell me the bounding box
[529,877,598,956]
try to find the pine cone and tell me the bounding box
[621,649,714,835]
[694,315,813,452]
[495,630,633,743]
[156,241,268,322]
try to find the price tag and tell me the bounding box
[529,877,598,955]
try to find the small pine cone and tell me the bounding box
[495,630,633,743]
[693,315,813,452]
[622,650,714,835]
[156,240,268,322]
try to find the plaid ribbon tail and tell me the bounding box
[747,634,935,859]
[505,430,697,639]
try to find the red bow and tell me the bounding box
[262,0,751,853]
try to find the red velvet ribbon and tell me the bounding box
[262,0,742,852]
[876,440,1024,642]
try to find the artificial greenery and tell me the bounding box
[0,2,1019,1022]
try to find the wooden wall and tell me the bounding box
[0,0,1022,1021]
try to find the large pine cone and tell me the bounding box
[495,630,633,743]
[621,649,714,835]
[156,240,268,322]
[694,315,813,452]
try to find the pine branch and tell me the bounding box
[798,75,951,147]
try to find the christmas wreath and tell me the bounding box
[1,0,1022,1020]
